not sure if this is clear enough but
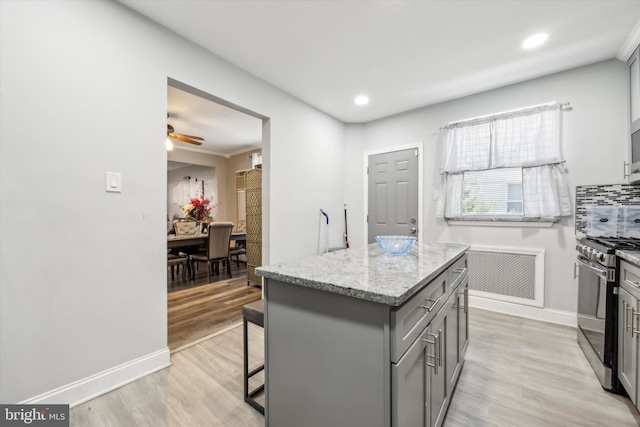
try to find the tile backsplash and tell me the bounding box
[575,184,640,235]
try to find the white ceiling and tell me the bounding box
[120,0,640,150]
[167,85,262,156]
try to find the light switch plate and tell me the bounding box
[106,172,122,193]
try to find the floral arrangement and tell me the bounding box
[182,195,213,222]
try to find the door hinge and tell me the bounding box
[415,149,418,157]
[366,214,369,223]
[614,287,619,295]
[367,166,369,175]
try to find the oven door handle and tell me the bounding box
[577,256,607,280]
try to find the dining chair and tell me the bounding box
[174,220,198,236]
[190,221,234,282]
[230,241,247,268]
[230,222,247,267]
[167,252,189,285]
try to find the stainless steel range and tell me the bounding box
[576,236,640,392]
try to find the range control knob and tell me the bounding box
[599,253,606,262]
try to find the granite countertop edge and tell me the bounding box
[257,265,452,306]
[617,250,640,266]
[256,242,469,306]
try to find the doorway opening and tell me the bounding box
[166,78,269,352]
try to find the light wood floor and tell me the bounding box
[444,309,640,427]
[71,308,640,426]
[167,260,261,351]
[71,322,265,427]
[168,277,261,351]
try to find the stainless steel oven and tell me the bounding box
[576,250,617,391]
[576,237,640,393]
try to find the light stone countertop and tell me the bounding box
[617,250,640,266]
[256,242,469,306]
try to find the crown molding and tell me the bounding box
[618,19,640,61]
[173,144,230,158]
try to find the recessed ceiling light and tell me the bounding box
[354,95,369,106]
[522,33,548,49]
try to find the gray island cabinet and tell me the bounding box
[256,242,469,427]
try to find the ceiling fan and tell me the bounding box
[167,116,204,146]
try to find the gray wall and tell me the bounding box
[345,59,629,313]
[0,0,345,403]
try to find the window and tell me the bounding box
[462,168,523,217]
[506,182,523,215]
[439,102,571,221]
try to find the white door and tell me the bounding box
[367,148,419,243]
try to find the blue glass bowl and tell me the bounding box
[375,235,417,256]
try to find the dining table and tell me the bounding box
[167,232,246,250]
[168,232,247,280]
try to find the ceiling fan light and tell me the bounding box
[166,138,174,151]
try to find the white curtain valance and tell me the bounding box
[442,122,491,173]
[442,106,562,173]
[492,109,561,168]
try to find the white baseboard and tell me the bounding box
[19,348,171,408]
[469,294,577,327]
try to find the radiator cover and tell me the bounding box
[468,246,545,308]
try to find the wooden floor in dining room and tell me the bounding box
[70,308,640,427]
[167,259,261,351]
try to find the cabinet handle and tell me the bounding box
[419,296,442,312]
[633,311,640,337]
[465,287,469,314]
[627,280,640,288]
[437,329,443,368]
[457,287,469,314]
[423,333,439,374]
[456,290,464,311]
[453,267,465,274]
[624,161,631,179]
[624,301,630,333]
[425,355,436,372]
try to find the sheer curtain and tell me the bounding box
[442,122,491,172]
[440,103,571,220]
[522,164,571,218]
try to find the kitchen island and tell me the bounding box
[256,242,469,427]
